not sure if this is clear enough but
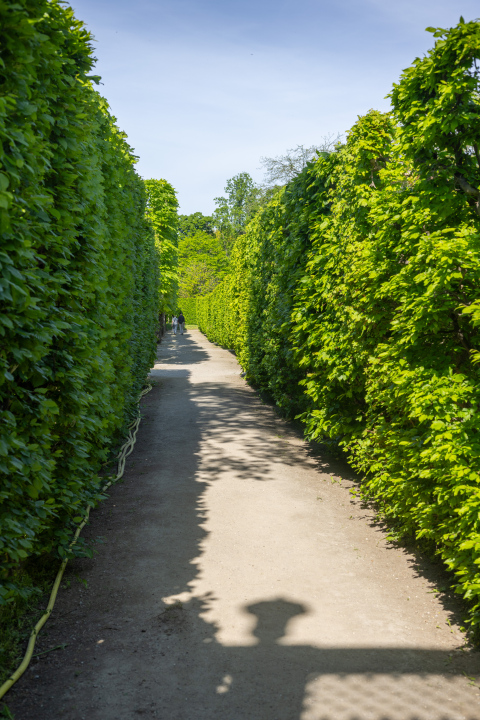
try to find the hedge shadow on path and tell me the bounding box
[5,356,209,719]
[242,367,476,649]
[7,330,480,719]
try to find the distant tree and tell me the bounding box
[246,185,283,216]
[178,211,215,238]
[259,134,343,186]
[178,230,228,298]
[213,172,262,253]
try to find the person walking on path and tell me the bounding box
[178,312,185,335]
[172,315,178,335]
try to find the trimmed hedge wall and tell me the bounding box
[179,297,197,325]
[197,21,480,634]
[145,179,179,318]
[0,0,161,604]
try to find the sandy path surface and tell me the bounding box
[8,328,480,719]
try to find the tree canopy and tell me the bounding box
[144,179,179,316]
[213,172,261,253]
[178,230,228,298]
[178,211,215,238]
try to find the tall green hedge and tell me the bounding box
[179,298,197,324]
[0,0,160,604]
[198,20,480,634]
[145,179,179,318]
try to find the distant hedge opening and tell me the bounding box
[179,298,197,324]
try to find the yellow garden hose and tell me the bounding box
[0,385,152,701]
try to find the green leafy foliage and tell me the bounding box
[391,19,480,220]
[178,298,197,324]
[0,0,160,604]
[179,177,276,312]
[178,230,228,299]
[197,20,480,635]
[197,169,323,416]
[144,179,179,317]
[178,212,215,238]
[213,172,269,254]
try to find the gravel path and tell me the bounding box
[7,328,480,719]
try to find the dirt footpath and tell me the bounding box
[7,328,480,719]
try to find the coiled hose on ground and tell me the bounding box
[0,384,152,701]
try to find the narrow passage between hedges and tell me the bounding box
[8,328,480,720]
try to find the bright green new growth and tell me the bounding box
[197,20,480,635]
[179,297,197,324]
[144,179,179,318]
[178,230,228,299]
[0,0,162,604]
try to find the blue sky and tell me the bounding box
[70,0,479,215]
